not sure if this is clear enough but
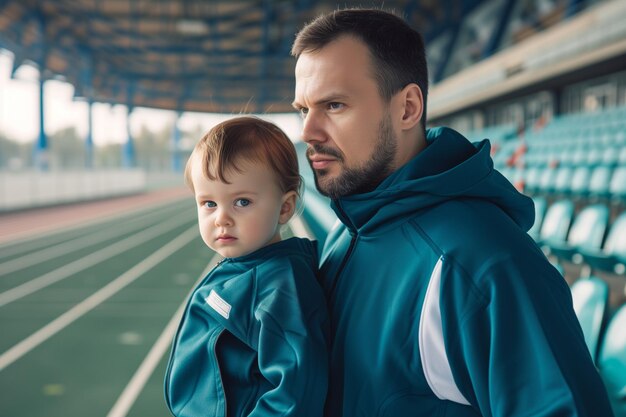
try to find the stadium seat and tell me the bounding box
[580,211,626,275]
[571,147,588,167]
[588,166,613,200]
[528,196,547,240]
[570,277,609,362]
[569,166,592,197]
[524,167,543,194]
[603,147,620,167]
[536,199,574,249]
[610,167,626,203]
[619,148,626,165]
[586,147,604,167]
[538,167,558,194]
[553,166,573,195]
[548,204,609,263]
[597,304,626,417]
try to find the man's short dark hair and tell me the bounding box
[292,8,428,129]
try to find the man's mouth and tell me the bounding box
[308,154,337,170]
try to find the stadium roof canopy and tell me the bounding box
[0,0,485,114]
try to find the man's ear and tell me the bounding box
[278,191,298,224]
[397,83,423,131]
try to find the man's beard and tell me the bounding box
[307,113,396,199]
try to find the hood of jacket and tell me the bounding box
[330,127,534,234]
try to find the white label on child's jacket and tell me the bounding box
[206,290,231,319]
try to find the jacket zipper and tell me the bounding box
[213,329,227,417]
[327,201,358,314]
[164,260,229,415]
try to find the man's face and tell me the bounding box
[293,36,397,198]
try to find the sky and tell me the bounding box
[0,49,302,146]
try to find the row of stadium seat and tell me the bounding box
[500,165,626,201]
[530,198,626,272]
[570,277,626,417]
[529,197,626,415]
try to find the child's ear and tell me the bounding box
[278,191,298,224]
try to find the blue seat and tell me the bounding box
[549,204,609,263]
[569,166,591,197]
[610,167,626,203]
[537,200,574,250]
[570,277,609,363]
[603,147,620,167]
[619,148,626,165]
[597,304,626,417]
[553,166,573,195]
[528,196,547,240]
[524,167,543,194]
[588,166,613,200]
[586,147,605,167]
[580,211,626,275]
[538,167,558,194]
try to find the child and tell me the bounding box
[164,116,329,417]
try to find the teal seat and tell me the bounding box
[570,277,609,362]
[597,304,626,417]
[580,211,626,275]
[603,147,620,167]
[570,166,591,196]
[538,167,558,194]
[586,147,604,167]
[589,166,613,200]
[538,200,574,250]
[610,167,626,202]
[553,166,573,195]
[528,196,547,241]
[549,204,609,263]
[571,147,588,167]
[524,167,543,194]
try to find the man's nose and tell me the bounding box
[301,110,325,145]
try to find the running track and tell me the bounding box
[0,187,311,417]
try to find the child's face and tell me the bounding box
[190,155,295,258]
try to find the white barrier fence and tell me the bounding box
[0,169,147,211]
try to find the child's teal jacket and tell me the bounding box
[165,237,329,417]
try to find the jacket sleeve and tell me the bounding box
[443,252,614,417]
[247,269,329,417]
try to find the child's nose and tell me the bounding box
[214,208,233,227]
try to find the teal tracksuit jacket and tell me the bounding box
[165,237,329,417]
[319,127,614,417]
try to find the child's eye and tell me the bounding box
[203,201,216,208]
[234,198,251,207]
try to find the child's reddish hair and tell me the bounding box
[185,116,302,195]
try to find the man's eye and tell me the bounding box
[298,108,309,118]
[328,102,344,110]
[234,199,251,207]
[203,201,216,208]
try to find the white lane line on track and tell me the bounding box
[0,214,194,308]
[106,254,221,417]
[0,225,199,372]
[0,202,190,277]
[0,197,190,253]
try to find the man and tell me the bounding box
[291,8,613,417]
